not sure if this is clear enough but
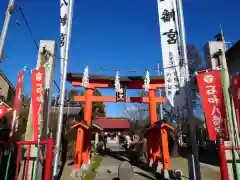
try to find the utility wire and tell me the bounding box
[17,6,60,92]
[17,7,197,78]
[18,7,39,49]
[16,6,198,85]
[98,60,196,74]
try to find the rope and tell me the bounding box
[221,68,239,180]
[4,66,26,180]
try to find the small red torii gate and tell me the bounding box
[67,73,173,172]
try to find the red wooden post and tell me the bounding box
[74,127,84,169]
[218,137,229,180]
[148,89,160,164]
[44,138,54,180]
[161,127,170,170]
[25,145,32,180]
[82,87,93,164]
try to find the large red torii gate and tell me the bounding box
[67,73,173,172]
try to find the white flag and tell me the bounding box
[60,0,74,78]
[157,0,181,107]
[60,0,69,77]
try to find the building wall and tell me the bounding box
[227,56,240,77]
[7,87,15,102]
[226,41,240,77]
[0,75,10,101]
[0,72,15,103]
[204,41,225,69]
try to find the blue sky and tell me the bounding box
[0,0,239,117]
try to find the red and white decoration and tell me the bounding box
[9,71,25,137]
[32,67,45,141]
[196,70,226,141]
[232,76,240,132]
[82,66,89,88]
[0,104,9,119]
[144,71,150,92]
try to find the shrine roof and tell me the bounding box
[94,118,131,130]
[67,73,164,83]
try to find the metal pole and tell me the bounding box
[157,63,163,120]
[176,0,189,81]
[0,0,15,59]
[220,25,240,145]
[220,24,227,52]
[52,0,74,178]
[176,0,201,179]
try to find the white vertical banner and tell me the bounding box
[157,0,181,107]
[60,0,70,78]
[54,0,74,177]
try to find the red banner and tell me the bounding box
[232,76,240,131]
[0,104,9,119]
[10,71,24,137]
[32,67,45,141]
[13,71,24,112]
[196,70,226,141]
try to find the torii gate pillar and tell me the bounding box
[148,89,161,166]
[82,87,93,165]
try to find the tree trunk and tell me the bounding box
[168,132,180,157]
[171,139,179,157]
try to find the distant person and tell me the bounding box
[125,134,132,149]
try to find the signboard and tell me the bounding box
[196,70,226,141]
[116,86,126,102]
[157,0,182,106]
[32,67,45,141]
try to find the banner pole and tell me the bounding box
[0,0,15,59]
[221,69,239,180]
[157,63,163,120]
[176,0,201,179]
[53,0,74,178]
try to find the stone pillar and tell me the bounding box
[116,135,119,144]
[95,132,99,150]
[24,40,56,179]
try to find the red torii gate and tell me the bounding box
[67,73,172,171]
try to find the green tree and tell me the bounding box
[77,89,106,122]
[92,89,106,118]
[170,44,203,156]
[69,89,82,101]
[187,44,202,73]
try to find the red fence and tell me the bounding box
[0,138,54,180]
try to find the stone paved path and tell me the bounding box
[60,143,221,180]
[170,157,220,180]
[95,143,221,180]
[95,143,157,180]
